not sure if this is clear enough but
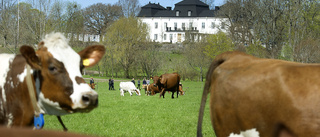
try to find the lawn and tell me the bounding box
[43,80,215,137]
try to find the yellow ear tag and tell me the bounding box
[83,59,90,66]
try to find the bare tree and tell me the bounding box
[105,17,148,78]
[47,0,65,32]
[201,0,215,10]
[83,3,122,42]
[116,0,140,17]
[0,0,17,53]
[64,2,83,41]
[183,41,211,81]
[137,43,161,78]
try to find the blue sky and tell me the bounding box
[74,0,226,9]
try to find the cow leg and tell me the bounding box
[120,89,124,96]
[129,90,133,96]
[176,86,179,98]
[159,89,165,98]
[172,92,174,99]
[162,91,166,98]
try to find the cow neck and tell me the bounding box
[26,64,41,116]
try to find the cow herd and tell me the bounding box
[0,32,319,137]
[119,73,185,98]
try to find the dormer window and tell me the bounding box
[188,10,192,16]
[176,11,180,16]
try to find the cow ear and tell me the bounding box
[20,45,41,70]
[78,45,106,68]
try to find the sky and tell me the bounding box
[74,0,226,9]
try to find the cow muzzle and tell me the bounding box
[78,92,98,112]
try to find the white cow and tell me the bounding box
[119,82,141,96]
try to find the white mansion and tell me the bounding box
[137,0,228,43]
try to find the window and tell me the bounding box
[188,10,192,16]
[202,22,205,29]
[176,11,180,16]
[182,23,185,30]
[164,34,167,40]
[211,22,215,29]
[170,34,173,40]
[155,22,158,29]
[174,22,177,30]
[164,22,167,28]
[154,34,158,40]
[189,22,193,30]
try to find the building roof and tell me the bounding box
[175,0,208,7]
[137,0,219,17]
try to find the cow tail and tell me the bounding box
[197,54,227,137]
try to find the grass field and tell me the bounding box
[43,80,216,137]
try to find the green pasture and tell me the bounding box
[43,80,215,137]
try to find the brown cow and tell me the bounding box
[197,51,320,137]
[155,73,180,99]
[0,32,105,128]
[147,84,184,96]
[88,83,96,89]
[144,76,159,96]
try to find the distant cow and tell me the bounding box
[119,82,141,96]
[197,51,320,137]
[143,76,159,96]
[155,73,180,99]
[88,83,96,89]
[0,32,105,128]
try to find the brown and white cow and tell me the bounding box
[0,32,105,127]
[197,51,320,137]
[155,73,180,99]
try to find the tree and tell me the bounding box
[83,3,122,42]
[0,0,17,53]
[105,17,149,78]
[64,2,83,41]
[47,0,65,32]
[201,0,215,10]
[136,43,161,78]
[203,31,234,59]
[183,40,211,81]
[116,0,140,17]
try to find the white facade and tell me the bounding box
[140,17,228,43]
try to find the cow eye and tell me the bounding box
[48,66,57,73]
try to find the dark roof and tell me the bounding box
[137,0,219,17]
[175,0,208,7]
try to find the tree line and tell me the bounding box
[0,0,319,81]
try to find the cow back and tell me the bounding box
[198,51,320,137]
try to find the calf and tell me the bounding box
[0,32,105,128]
[197,51,320,137]
[119,82,141,96]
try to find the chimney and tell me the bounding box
[167,6,172,10]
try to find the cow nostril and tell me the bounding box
[82,95,90,103]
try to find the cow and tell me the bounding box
[88,83,96,90]
[178,84,185,95]
[197,51,320,137]
[0,32,105,128]
[155,73,180,99]
[119,82,141,96]
[142,76,159,96]
[146,83,184,96]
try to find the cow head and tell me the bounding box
[135,89,141,96]
[20,32,105,115]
